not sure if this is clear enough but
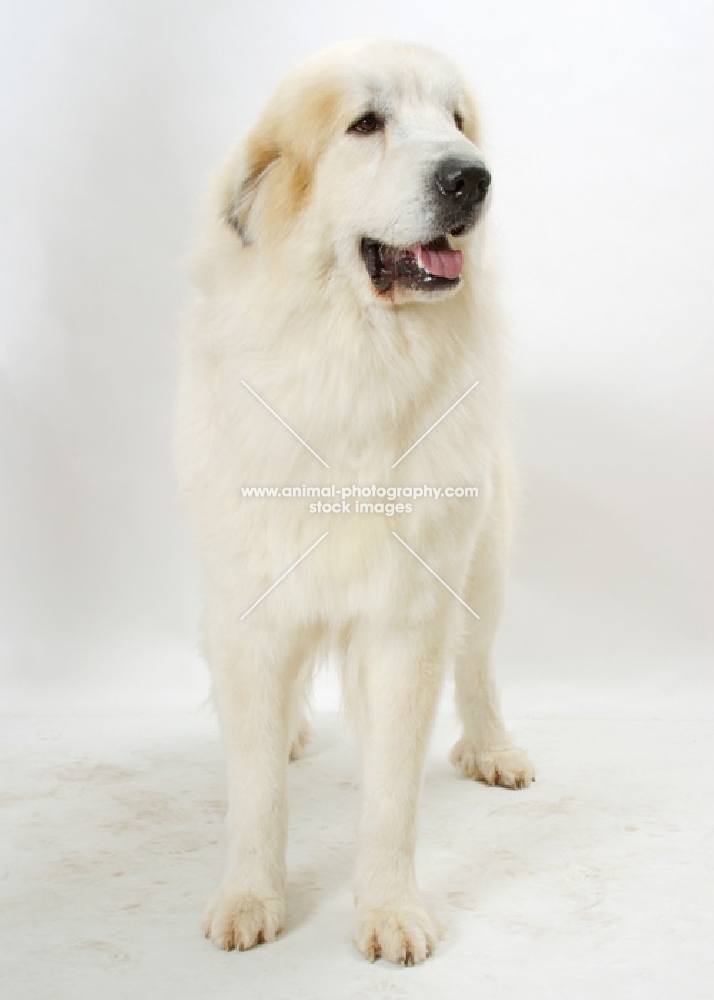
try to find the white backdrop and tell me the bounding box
[1,0,711,714]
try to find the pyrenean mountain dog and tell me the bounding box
[176,38,534,965]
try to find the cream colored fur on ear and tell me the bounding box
[176,38,534,967]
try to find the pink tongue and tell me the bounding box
[417,245,463,279]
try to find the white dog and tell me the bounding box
[176,39,534,965]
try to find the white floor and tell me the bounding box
[1,710,712,1000]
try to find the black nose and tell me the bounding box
[434,157,491,205]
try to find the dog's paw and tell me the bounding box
[355,901,437,965]
[288,718,311,761]
[450,739,535,789]
[203,887,284,951]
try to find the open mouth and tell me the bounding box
[360,235,463,294]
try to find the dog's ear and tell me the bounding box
[219,128,281,245]
[218,77,342,246]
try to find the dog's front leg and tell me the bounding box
[202,613,295,951]
[351,625,446,965]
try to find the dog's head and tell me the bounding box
[219,40,489,305]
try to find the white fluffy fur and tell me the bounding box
[175,39,534,965]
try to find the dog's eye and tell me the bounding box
[454,111,464,132]
[348,112,384,135]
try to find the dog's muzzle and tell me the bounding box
[360,157,491,296]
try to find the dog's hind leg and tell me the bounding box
[287,656,316,761]
[450,468,535,789]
